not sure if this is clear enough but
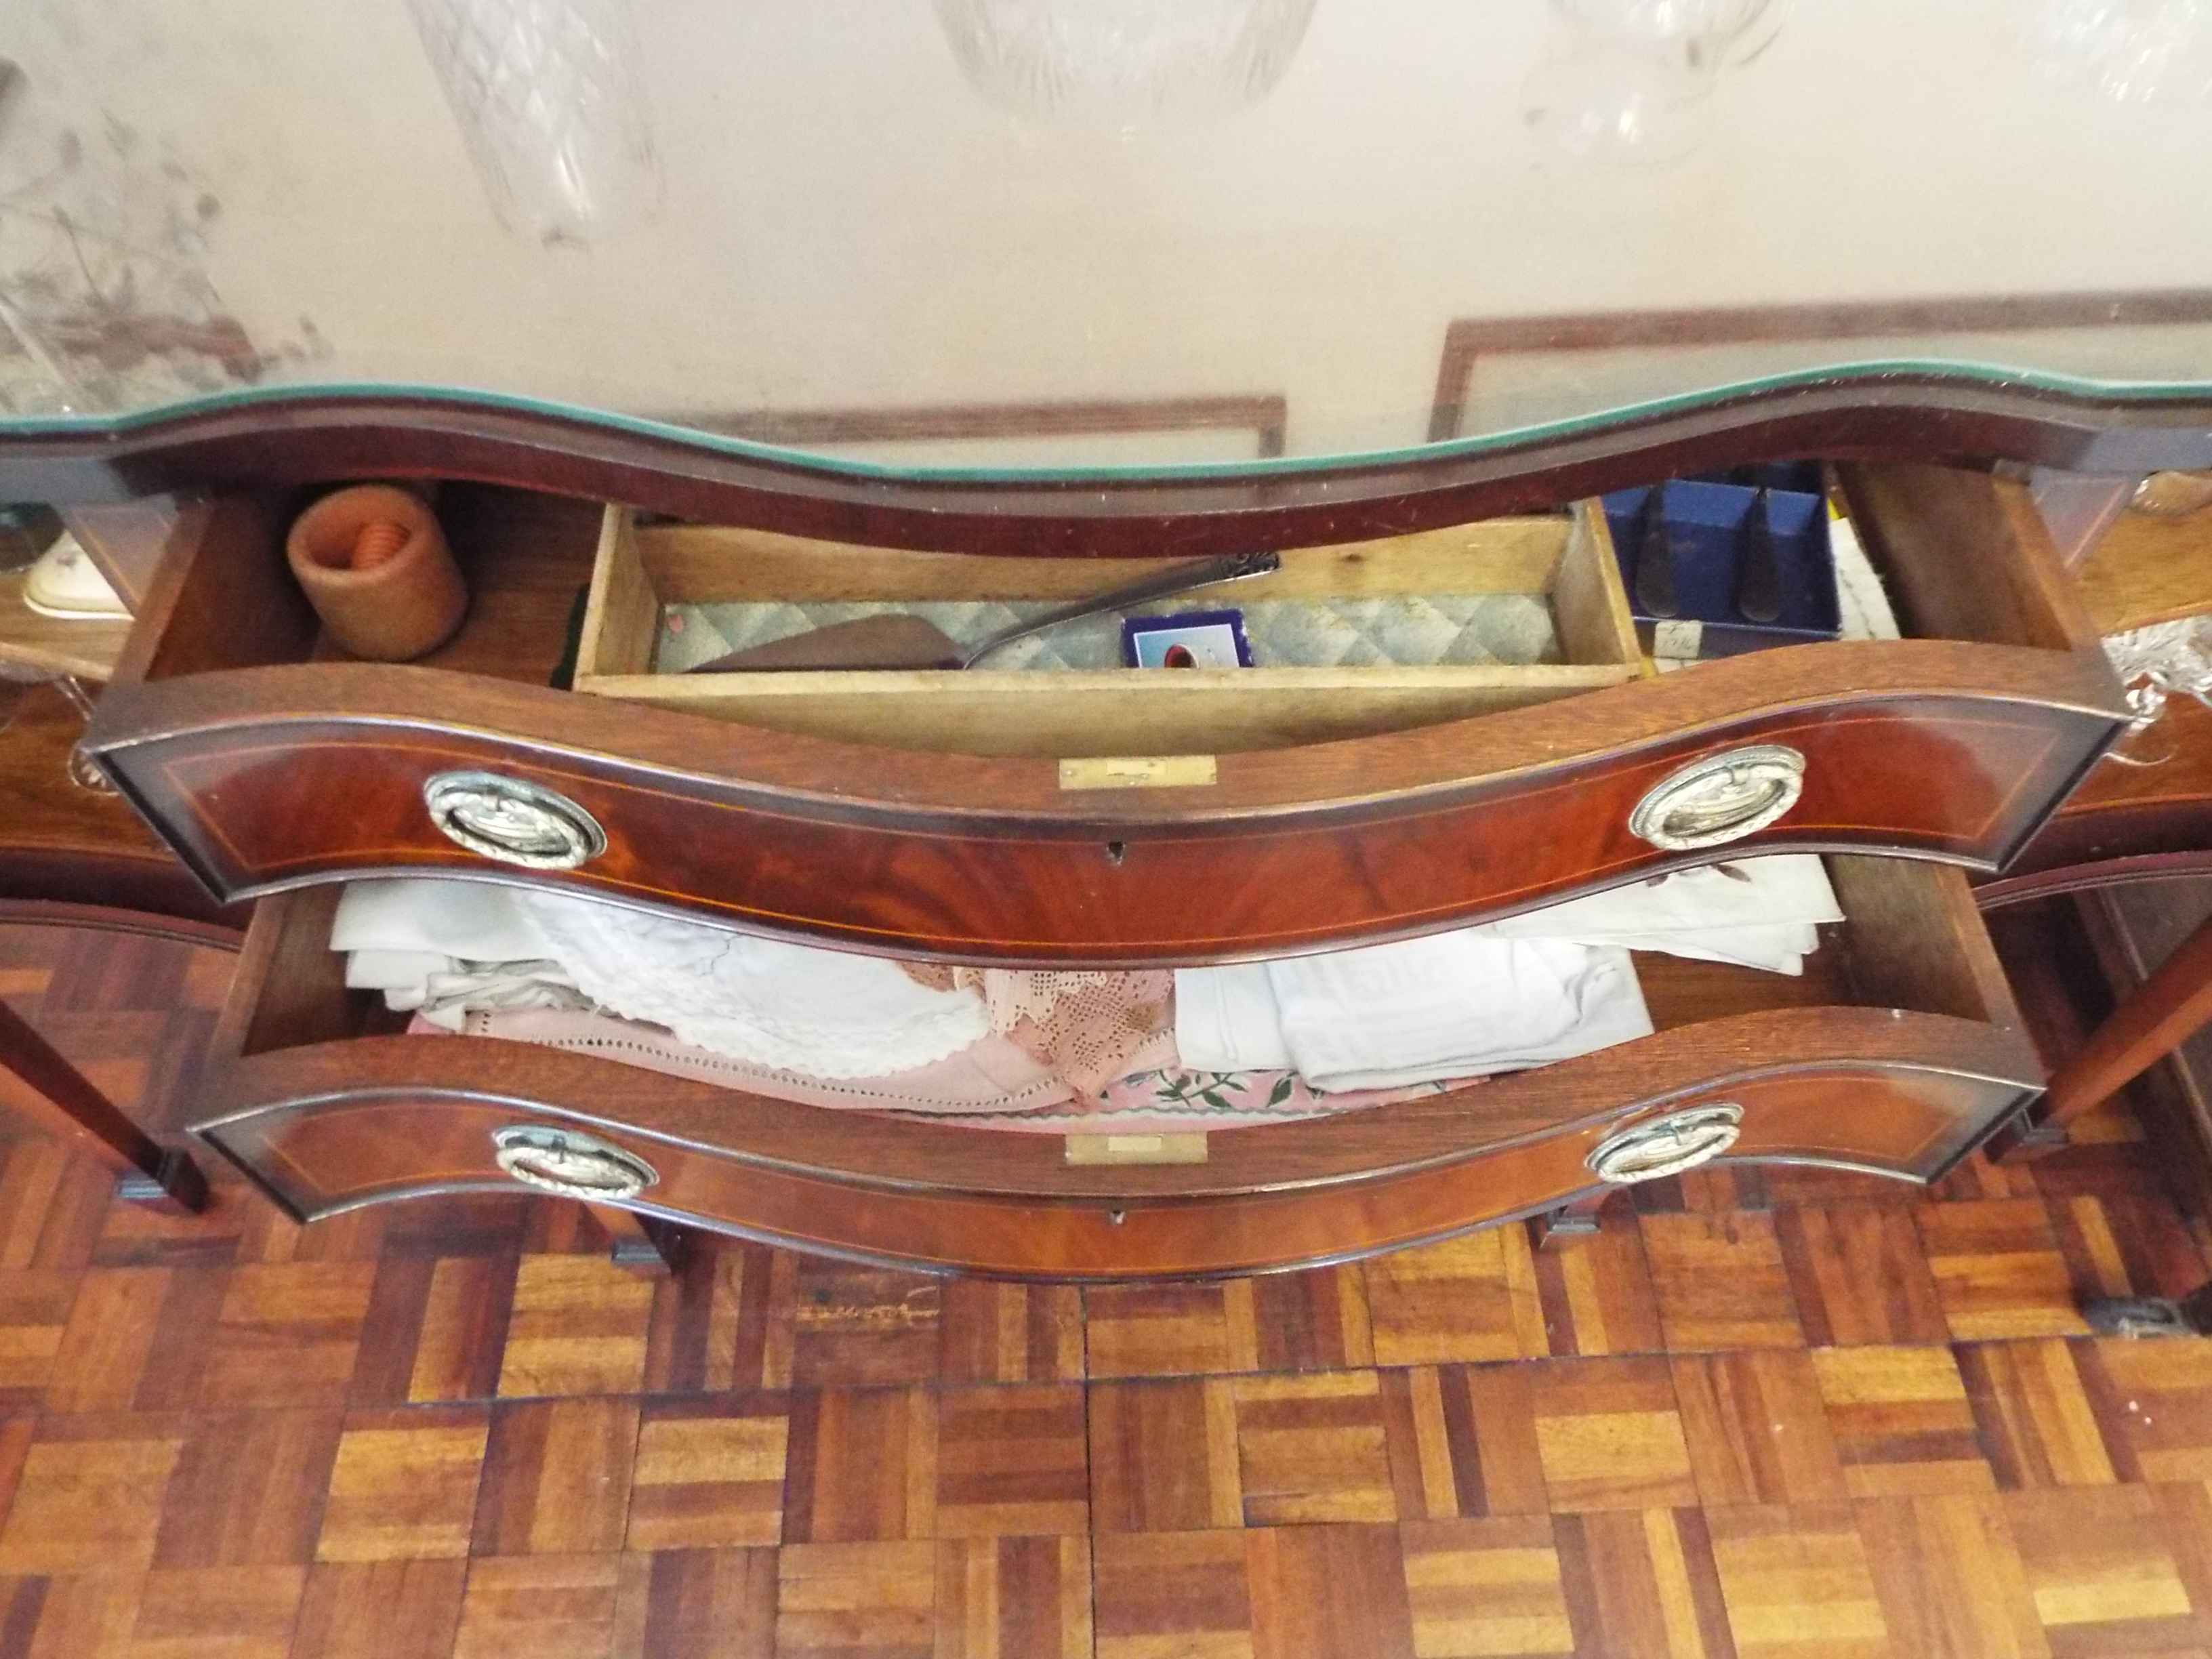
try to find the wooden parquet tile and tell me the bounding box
[1231,1371,1397,1525]
[495,1256,654,1399]
[449,1553,633,1659]
[1249,1267,1376,1374]
[1246,1523,1416,1659]
[774,1540,934,1659]
[934,1382,1088,1538]
[781,1387,935,1544]
[472,1396,639,1555]
[127,1564,307,1659]
[938,1281,1084,1386]
[1704,1502,1888,1659]
[1553,1507,1736,1659]
[783,1262,941,1389]
[1092,1530,1252,1659]
[291,1561,469,1659]
[1956,1340,2120,1490]
[7,1569,144,1659]
[1084,1282,1260,1380]
[2077,1336,2212,1483]
[2005,1486,2198,1656]
[1810,1345,1996,1498]
[627,1396,790,1551]
[619,1547,775,1659]
[0,1417,185,1573]
[1365,1231,1547,1366]
[314,1409,490,1563]
[1672,1351,1848,1507]
[150,1408,343,1568]
[1380,1364,1551,1521]
[1639,1212,1806,1352]
[1853,1493,2046,1659]
[1401,1515,1577,1658]
[1530,1358,1698,1513]
[1919,1200,2095,1342]
[0,1268,80,1406]
[1089,1377,1242,1533]
[198,1263,377,1410]
[12,918,2212,1656]
[935,1535,1092,1659]
[1774,1205,1950,1349]
[47,1267,176,1413]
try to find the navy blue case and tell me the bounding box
[1602,465,1841,659]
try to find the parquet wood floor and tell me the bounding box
[5,920,2212,1656]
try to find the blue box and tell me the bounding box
[1601,475,1841,659]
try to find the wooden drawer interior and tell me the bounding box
[571,505,1647,756]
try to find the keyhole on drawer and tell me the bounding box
[1107,1208,1128,1226]
[1105,841,1126,867]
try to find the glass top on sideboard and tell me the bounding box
[6,0,2212,481]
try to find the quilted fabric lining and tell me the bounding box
[659,594,1561,672]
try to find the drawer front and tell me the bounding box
[94,654,2119,962]
[200,1063,2028,1279]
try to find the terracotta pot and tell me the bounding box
[286,485,468,661]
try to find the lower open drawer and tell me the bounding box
[191,856,2043,1279]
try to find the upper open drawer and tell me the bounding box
[83,464,2130,963]
[573,504,1645,757]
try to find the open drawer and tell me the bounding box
[192,857,2042,1279]
[573,504,1645,756]
[84,464,2129,962]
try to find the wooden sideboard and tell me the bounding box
[0,451,2163,1278]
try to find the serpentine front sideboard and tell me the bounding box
[1,0,2211,1277]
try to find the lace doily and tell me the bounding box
[983,970,1173,1096]
[894,968,1175,1096]
[525,892,989,1078]
[2104,615,2212,729]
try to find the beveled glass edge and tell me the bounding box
[6,356,2211,487]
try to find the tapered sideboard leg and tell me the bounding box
[1998,909,2212,1163]
[0,996,208,1213]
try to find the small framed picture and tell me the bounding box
[1122,609,1253,669]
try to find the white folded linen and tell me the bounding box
[1174,962,1292,1071]
[342,948,457,993]
[331,879,553,963]
[1178,933,1654,1091]
[1267,935,1650,1092]
[330,878,991,1077]
[1474,855,1841,975]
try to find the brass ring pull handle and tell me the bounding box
[424,771,607,869]
[1628,745,1806,851]
[1586,1104,1745,1185]
[491,1126,657,1201]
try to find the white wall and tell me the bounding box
[13,0,2212,462]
